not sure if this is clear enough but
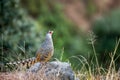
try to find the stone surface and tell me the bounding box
[27,61,75,80]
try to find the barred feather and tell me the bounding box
[6,57,37,68]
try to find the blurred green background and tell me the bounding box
[0,0,120,71]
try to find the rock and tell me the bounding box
[27,62,41,73]
[27,61,75,80]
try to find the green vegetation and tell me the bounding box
[0,1,120,80]
[0,0,42,64]
[0,0,91,70]
[92,9,120,69]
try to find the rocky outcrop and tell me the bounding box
[0,61,76,80]
[27,61,75,80]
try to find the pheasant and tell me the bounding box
[6,30,54,68]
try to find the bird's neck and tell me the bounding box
[45,34,53,46]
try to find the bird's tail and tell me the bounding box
[6,57,37,69]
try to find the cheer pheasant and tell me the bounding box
[7,31,54,68]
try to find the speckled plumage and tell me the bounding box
[7,31,54,68]
[36,31,54,62]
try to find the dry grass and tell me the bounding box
[75,37,120,80]
[76,69,120,80]
[0,66,60,80]
[0,67,120,80]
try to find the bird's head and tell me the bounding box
[46,30,53,38]
[48,30,53,35]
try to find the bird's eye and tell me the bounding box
[48,31,52,34]
[48,31,53,34]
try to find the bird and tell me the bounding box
[6,30,54,68]
[36,30,54,62]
